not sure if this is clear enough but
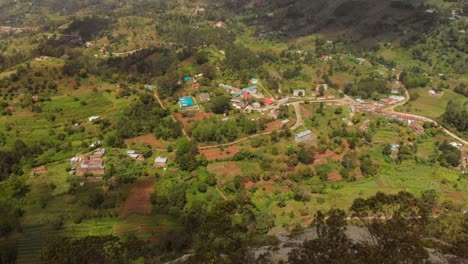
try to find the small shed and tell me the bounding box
[30,166,47,177]
[154,157,168,167]
[295,130,313,143]
[293,89,306,97]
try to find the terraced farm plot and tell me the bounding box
[120,177,156,217]
[112,214,179,240]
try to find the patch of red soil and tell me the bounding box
[125,134,165,148]
[328,171,342,182]
[264,120,283,132]
[244,181,255,188]
[313,150,341,165]
[119,178,156,217]
[352,168,363,179]
[448,192,464,201]
[175,112,206,127]
[331,76,347,87]
[200,145,240,161]
[243,179,289,193]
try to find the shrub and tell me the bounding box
[197,183,207,193]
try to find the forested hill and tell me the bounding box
[215,0,442,45]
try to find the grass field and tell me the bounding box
[397,87,461,120]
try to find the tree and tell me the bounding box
[195,51,209,65]
[360,155,378,176]
[175,138,199,171]
[341,152,357,169]
[210,95,231,114]
[441,99,467,134]
[349,192,430,263]
[288,209,352,264]
[297,146,315,165]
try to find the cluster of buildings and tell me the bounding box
[219,83,277,112]
[70,148,106,176]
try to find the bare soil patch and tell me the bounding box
[175,112,206,127]
[448,192,464,201]
[125,133,165,148]
[328,171,342,182]
[208,161,242,184]
[119,177,156,217]
[265,120,283,132]
[200,145,240,161]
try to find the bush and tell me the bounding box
[197,183,208,193]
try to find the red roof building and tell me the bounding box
[241,92,251,99]
[193,83,200,88]
[264,98,275,106]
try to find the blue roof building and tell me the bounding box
[179,96,195,107]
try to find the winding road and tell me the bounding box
[383,89,468,147]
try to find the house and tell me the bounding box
[154,157,168,167]
[252,102,261,108]
[390,144,400,151]
[193,83,200,88]
[264,98,275,106]
[127,150,144,161]
[199,93,211,102]
[6,106,15,111]
[316,84,328,92]
[30,166,47,177]
[293,89,306,97]
[70,157,81,165]
[295,130,313,143]
[215,21,225,28]
[88,116,100,122]
[250,78,258,84]
[35,56,50,61]
[241,92,252,99]
[231,98,248,109]
[31,95,39,101]
[320,55,333,61]
[356,58,367,64]
[282,119,290,125]
[145,85,155,91]
[355,99,365,104]
[449,142,462,148]
[269,108,279,119]
[95,148,106,155]
[183,76,191,82]
[89,141,101,147]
